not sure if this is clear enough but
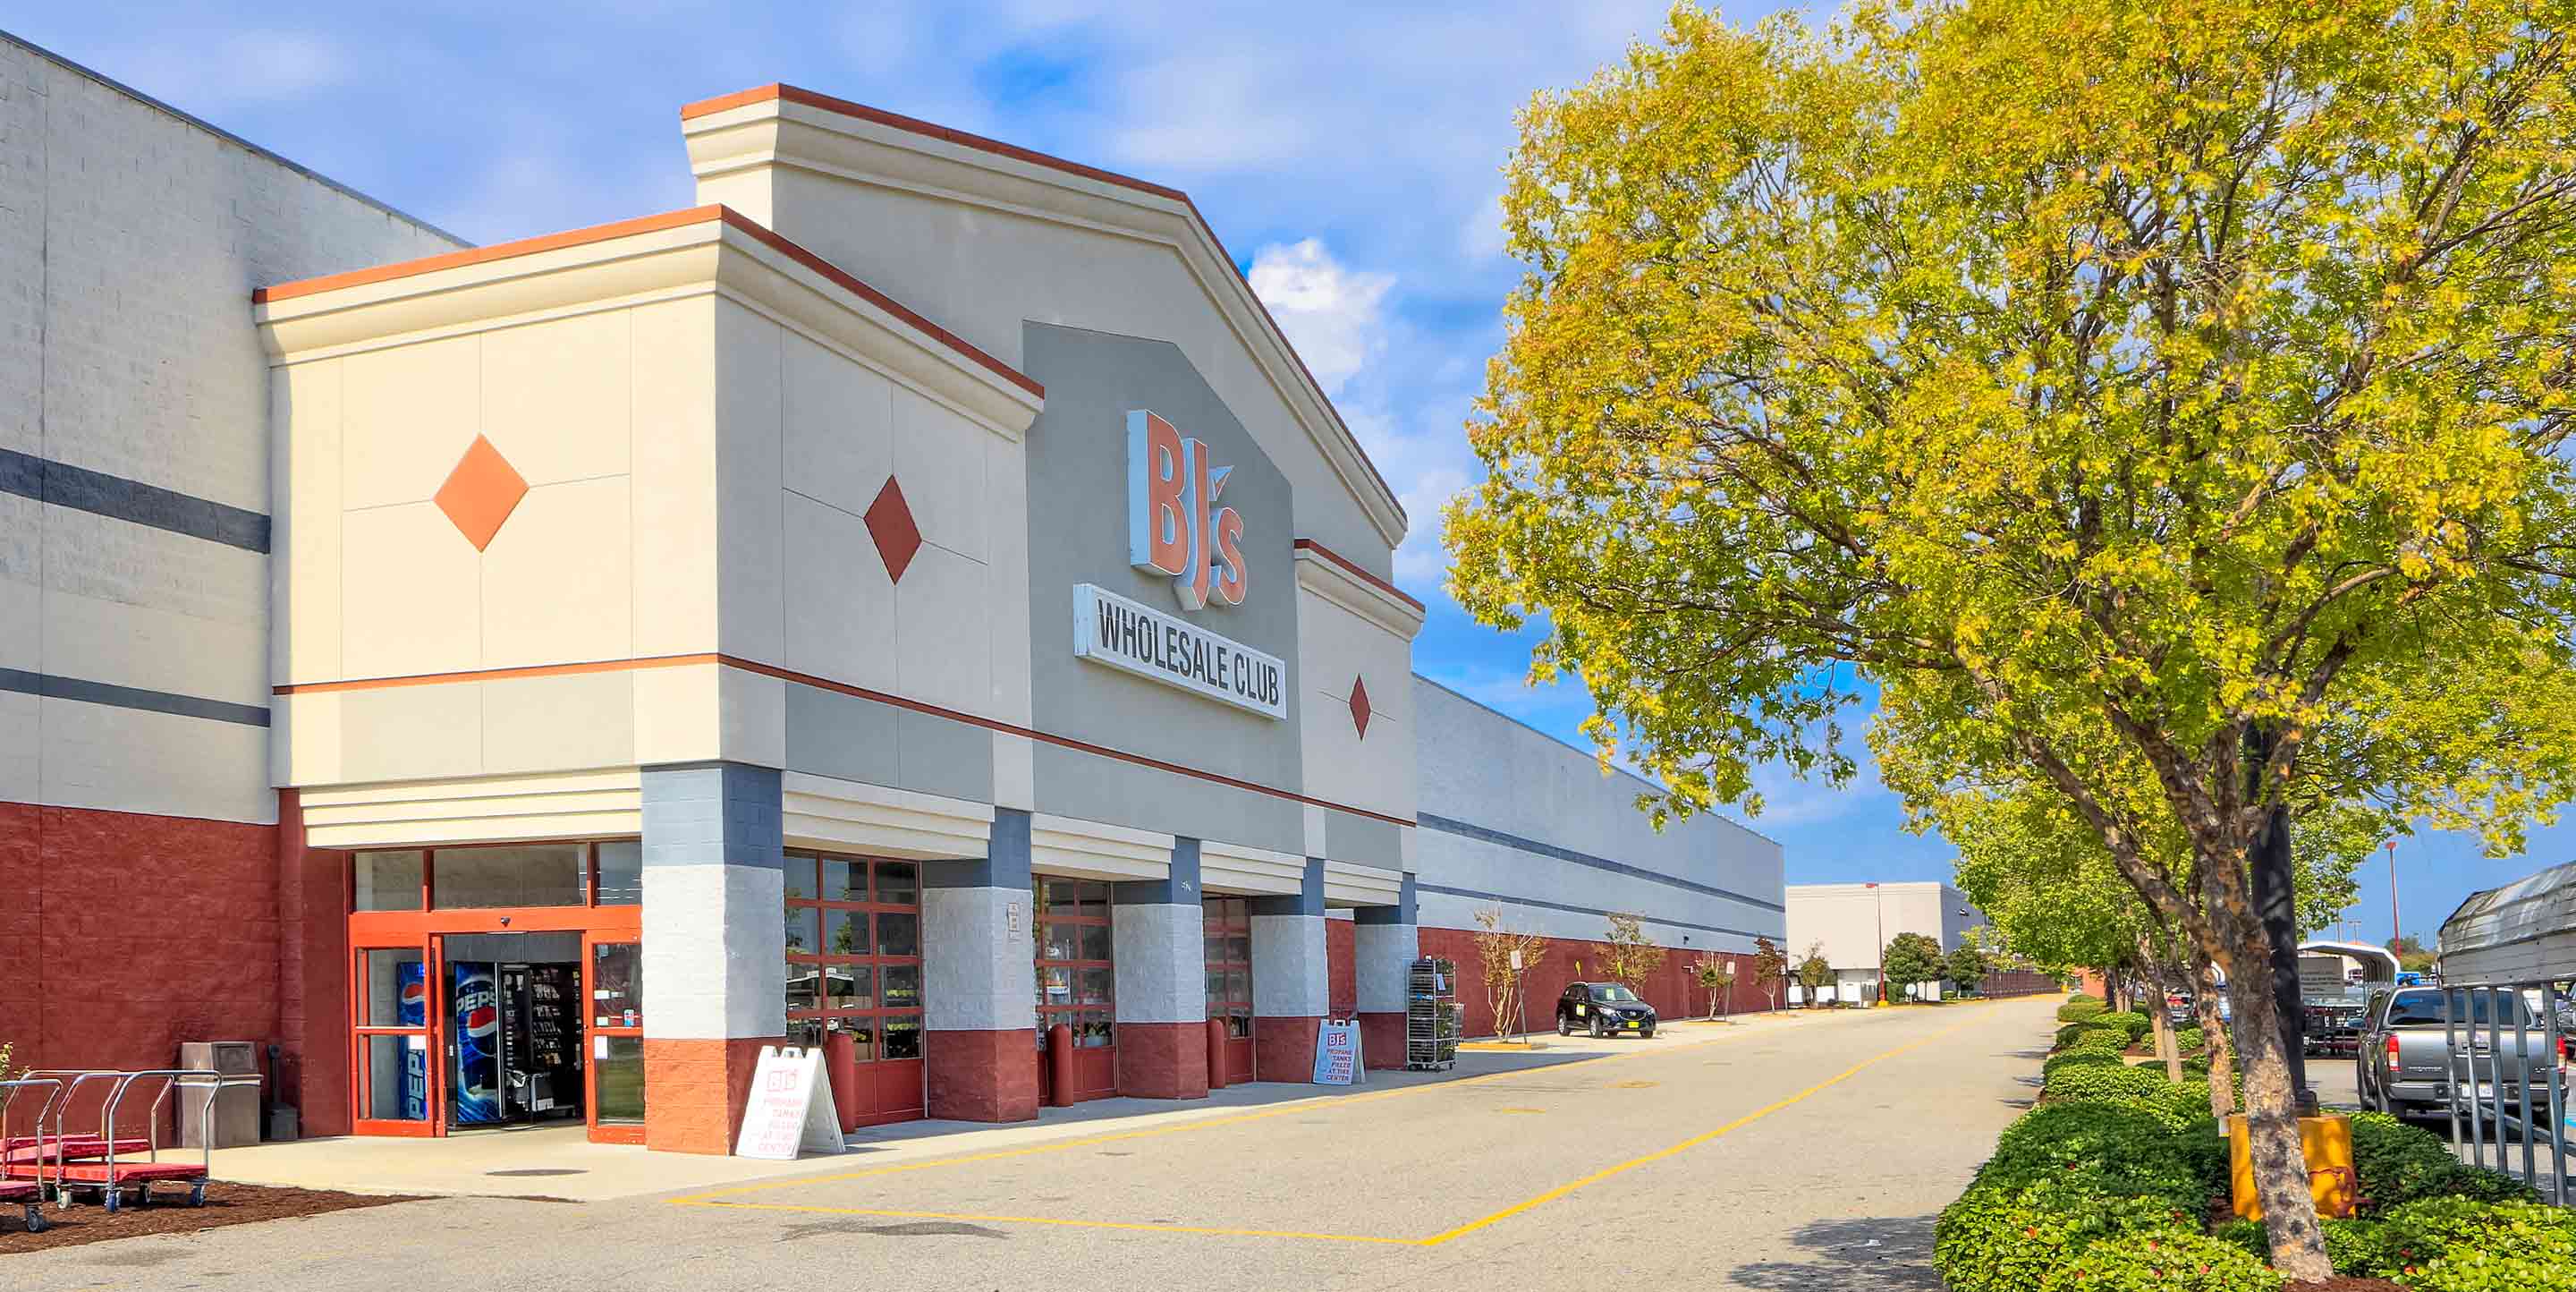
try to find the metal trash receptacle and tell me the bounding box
[178,1041,263,1148]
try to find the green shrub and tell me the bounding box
[2065,1027,2132,1056]
[2045,1060,2172,1104]
[2055,1021,2097,1050]
[2045,1050,2123,1080]
[1934,1177,2199,1292]
[2379,1195,2576,1291]
[2344,1111,2538,1215]
[1980,1101,2216,1209]
[2175,1026,2206,1054]
[2035,1230,2283,1292]
[2139,1078,2213,1129]
[2089,1010,2151,1043]
[2209,1216,2267,1259]
[2211,1213,2396,1276]
[2059,997,2109,1024]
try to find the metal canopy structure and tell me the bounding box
[2439,859,2576,982]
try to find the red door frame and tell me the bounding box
[349,938,442,1137]
[1034,878,1116,1101]
[782,852,927,1130]
[582,931,646,1145]
[1202,897,1255,1084]
[343,841,641,1142]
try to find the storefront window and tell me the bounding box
[1034,878,1114,1049]
[1204,897,1253,1040]
[594,841,643,905]
[353,851,425,911]
[784,854,922,1065]
[430,845,586,908]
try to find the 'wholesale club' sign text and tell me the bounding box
[1069,408,1286,719]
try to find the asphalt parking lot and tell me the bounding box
[6,998,2058,1291]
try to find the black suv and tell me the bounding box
[1557,982,1657,1039]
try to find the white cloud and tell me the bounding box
[1246,238,1392,398]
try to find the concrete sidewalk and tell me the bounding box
[214,1008,1831,1203]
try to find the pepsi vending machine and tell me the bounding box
[449,962,503,1125]
[395,960,429,1121]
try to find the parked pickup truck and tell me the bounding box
[2354,986,2564,1121]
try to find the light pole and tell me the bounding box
[2385,839,2401,954]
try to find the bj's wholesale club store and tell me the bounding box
[3,43,1790,1159]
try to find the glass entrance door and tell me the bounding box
[352,941,441,1137]
[585,935,646,1144]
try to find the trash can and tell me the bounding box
[178,1041,263,1149]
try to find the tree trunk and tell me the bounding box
[2195,961,2238,1120]
[2226,963,2332,1279]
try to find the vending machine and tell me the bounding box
[396,960,429,1121]
[500,963,582,1119]
[449,962,503,1125]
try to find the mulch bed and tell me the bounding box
[0,1181,418,1255]
[2284,1279,2406,1291]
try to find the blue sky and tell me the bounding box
[17,2,2566,942]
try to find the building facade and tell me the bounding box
[3,47,1788,1155]
[1785,881,1984,1004]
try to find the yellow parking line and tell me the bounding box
[1416,1017,1979,1246]
[669,1029,1743,1206]
[686,1203,1426,1245]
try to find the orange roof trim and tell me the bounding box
[1293,538,1425,613]
[677,83,1401,515]
[252,204,1041,400]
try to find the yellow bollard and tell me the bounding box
[2226,1114,2356,1220]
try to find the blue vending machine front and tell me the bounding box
[449,961,502,1125]
[396,960,429,1121]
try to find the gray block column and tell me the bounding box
[1249,858,1328,1080]
[921,808,1038,1121]
[1110,838,1208,1099]
[1354,873,1417,1069]
[638,761,785,1152]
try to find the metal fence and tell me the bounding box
[2439,980,2570,1205]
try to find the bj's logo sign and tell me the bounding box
[1127,409,1247,610]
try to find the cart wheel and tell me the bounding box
[190,1183,208,1208]
[22,1204,46,1234]
[101,1188,120,1215]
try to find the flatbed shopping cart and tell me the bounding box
[2,1069,150,1176]
[0,1076,62,1232]
[41,1069,259,1212]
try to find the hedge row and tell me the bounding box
[2058,996,2109,1024]
[1940,1024,2554,1289]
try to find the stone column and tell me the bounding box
[1353,872,1417,1071]
[921,808,1038,1122]
[640,761,786,1154]
[1249,858,1328,1082]
[1110,839,1208,1100]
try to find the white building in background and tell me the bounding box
[1785,881,1986,1004]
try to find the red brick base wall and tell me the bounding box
[1326,919,1356,1016]
[1114,1021,1208,1100]
[1415,925,1779,1040]
[0,802,282,1083]
[642,1036,779,1154]
[1357,1012,1404,1070]
[927,1027,1038,1123]
[1252,1014,1321,1082]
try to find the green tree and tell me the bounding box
[1594,912,1667,995]
[1751,935,1789,1011]
[1691,956,1739,1019]
[2388,933,2439,975]
[1882,931,1945,1002]
[1446,2,2576,1274]
[1794,941,1836,1007]
[1942,941,1989,996]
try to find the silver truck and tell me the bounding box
[2355,985,2563,1121]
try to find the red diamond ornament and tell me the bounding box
[1350,675,1371,739]
[865,475,924,584]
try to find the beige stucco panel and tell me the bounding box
[481,310,632,487]
[779,328,894,521]
[983,429,1032,727]
[340,501,481,680]
[628,296,720,659]
[780,489,898,693]
[1294,585,1414,821]
[891,382,987,565]
[340,334,480,512]
[893,540,989,718]
[479,476,634,670]
[480,669,637,775]
[271,361,343,683]
[335,682,485,784]
[714,300,787,664]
